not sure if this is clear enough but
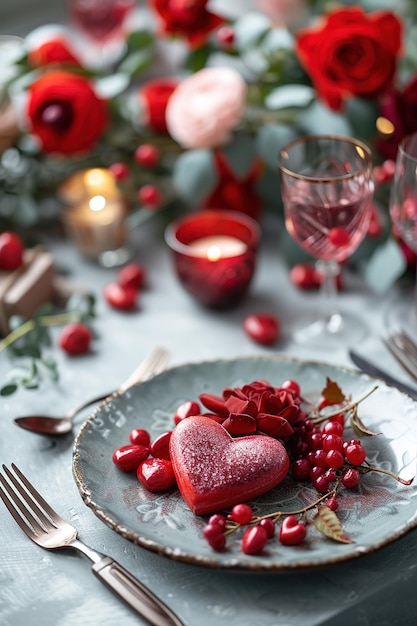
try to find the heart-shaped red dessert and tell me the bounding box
[169,415,289,515]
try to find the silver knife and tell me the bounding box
[349,350,417,401]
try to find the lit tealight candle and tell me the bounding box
[62,192,127,262]
[58,167,120,206]
[188,235,247,260]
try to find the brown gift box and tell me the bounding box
[0,247,55,336]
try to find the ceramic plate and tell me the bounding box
[72,356,417,572]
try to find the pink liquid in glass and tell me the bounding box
[70,0,134,43]
[283,180,371,263]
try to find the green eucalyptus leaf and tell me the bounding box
[0,384,18,396]
[125,29,154,51]
[95,73,131,99]
[172,149,217,203]
[299,101,352,136]
[264,85,315,111]
[256,123,298,170]
[223,133,256,178]
[118,49,153,78]
[234,12,271,51]
[14,193,39,226]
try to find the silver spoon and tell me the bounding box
[14,347,169,436]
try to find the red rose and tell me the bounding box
[139,78,178,134]
[27,71,107,155]
[295,8,402,111]
[150,0,224,48]
[28,38,81,68]
[202,151,263,221]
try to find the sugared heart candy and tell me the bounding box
[169,415,290,515]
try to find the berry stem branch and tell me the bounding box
[0,310,81,353]
[314,385,379,424]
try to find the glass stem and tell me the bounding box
[315,260,342,334]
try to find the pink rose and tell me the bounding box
[165,67,247,149]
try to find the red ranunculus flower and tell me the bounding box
[295,7,402,111]
[150,0,224,48]
[202,151,263,221]
[27,70,107,155]
[138,78,178,134]
[199,380,306,439]
[28,38,81,68]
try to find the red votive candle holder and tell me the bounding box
[165,210,260,308]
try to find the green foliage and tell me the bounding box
[0,294,96,395]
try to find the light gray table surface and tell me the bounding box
[1,212,417,626]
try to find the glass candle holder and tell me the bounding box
[165,210,260,308]
[59,168,130,267]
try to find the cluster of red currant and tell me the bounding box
[109,144,162,210]
[288,414,367,500]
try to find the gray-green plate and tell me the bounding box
[72,355,417,572]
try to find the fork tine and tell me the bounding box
[0,464,57,536]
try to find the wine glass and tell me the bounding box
[387,132,417,333]
[68,0,136,69]
[278,134,373,347]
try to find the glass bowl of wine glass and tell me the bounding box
[387,132,417,335]
[278,134,373,348]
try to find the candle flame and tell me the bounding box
[89,195,106,211]
[207,245,221,261]
[84,168,108,187]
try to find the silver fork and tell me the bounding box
[383,329,417,382]
[0,464,184,626]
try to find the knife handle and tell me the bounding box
[93,557,184,626]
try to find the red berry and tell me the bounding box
[108,162,130,181]
[112,444,149,471]
[280,379,300,396]
[325,449,345,469]
[173,400,201,425]
[322,434,344,453]
[208,514,226,530]
[313,475,330,493]
[134,144,160,168]
[129,428,151,447]
[0,231,25,270]
[259,517,275,538]
[341,468,360,488]
[206,532,226,551]
[59,322,92,355]
[328,227,350,247]
[138,184,162,208]
[290,263,320,290]
[203,523,223,541]
[313,449,328,468]
[216,26,235,48]
[104,282,137,310]
[290,458,311,481]
[323,421,344,436]
[243,313,280,346]
[326,496,339,511]
[230,503,253,525]
[345,443,366,466]
[279,516,306,545]
[149,431,172,460]
[241,525,269,555]
[310,466,325,481]
[137,457,176,492]
[117,262,146,290]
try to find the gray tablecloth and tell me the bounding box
[1,214,416,626]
